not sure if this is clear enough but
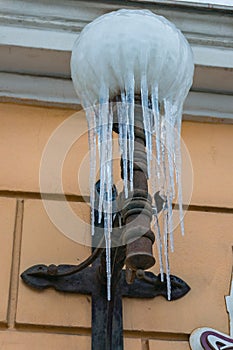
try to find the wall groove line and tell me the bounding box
[0,191,232,214]
[7,199,24,329]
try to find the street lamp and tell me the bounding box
[22,9,194,350]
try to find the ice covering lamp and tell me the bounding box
[71,9,194,300]
[21,9,194,350]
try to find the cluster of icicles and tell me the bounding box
[87,94,184,301]
[71,9,194,301]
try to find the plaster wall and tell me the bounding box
[0,103,232,349]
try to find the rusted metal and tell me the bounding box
[21,264,190,300]
[119,102,156,272]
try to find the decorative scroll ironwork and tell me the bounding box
[21,244,190,350]
[21,181,190,350]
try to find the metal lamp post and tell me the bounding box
[21,9,194,350]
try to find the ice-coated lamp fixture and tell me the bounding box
[21,9,194,350]
[71,9,194,299]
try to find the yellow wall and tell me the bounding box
[0,102,233,349]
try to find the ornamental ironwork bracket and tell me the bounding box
[21,183,190,350]
[21,259,190,350]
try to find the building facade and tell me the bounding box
[0,1,233,349]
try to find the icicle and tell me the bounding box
[160,105,167,199]
[150,124,157,196]
[141,75,152,178]
[87,108,97,236]
[164,99,175,252]
[95,86,114,300]
[163,202,171,300]
[151,105,164,280]
[97,97,108,224]
[106,103,114,300]
[126,75,135,192]
[105,99,113,301]
[151,85,161,170]
[104,212,112,301]
[120,92,129,198]
[160,102,172,295]
[151,85,162,206]
[174,106,185,236]
[167,195,174,252]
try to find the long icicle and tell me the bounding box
[160,102,172,294]
[98,98,108,223]
[141,75,152,179]
[150,94,164,280]
[174,106,185,236]
[96,86,114,300]
[163,201,171,300]
[126,75,135,192]
[164,100,175,252]
[120,92,129,198]
[151,85,161,180]
[105,101,113,301]
[87,108,97,236]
